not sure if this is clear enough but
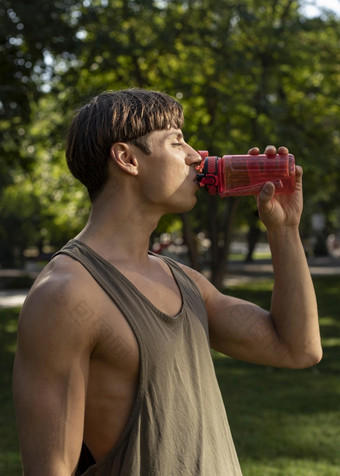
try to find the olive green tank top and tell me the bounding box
[54,239,242,475]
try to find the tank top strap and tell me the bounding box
[52,239,141,316]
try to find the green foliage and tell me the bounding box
[0,0,81,176]
[1,0,340,267]
[0,94,89,265]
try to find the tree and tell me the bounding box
[0,0,84,264]
[0,0,81,171]
[1,0,340,286]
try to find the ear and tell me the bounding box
[109,143,138,176]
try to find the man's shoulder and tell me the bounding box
[175,261,215,301]
[18,254,101,343]
[27,254,90,307]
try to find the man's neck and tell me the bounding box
[75,196,161,267]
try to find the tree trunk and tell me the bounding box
[180,213,200,270]
[210,197,239,289]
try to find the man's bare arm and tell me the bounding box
[13,264,94,475]
[182,147,322,369]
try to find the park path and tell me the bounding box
[225,255,340,286]
[1,255,340,309]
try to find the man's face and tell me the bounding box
[131,128,202,214]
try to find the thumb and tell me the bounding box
[258,182,275,208]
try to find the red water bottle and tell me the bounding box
[196,151,296,197]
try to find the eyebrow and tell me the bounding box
[166,131,185,140]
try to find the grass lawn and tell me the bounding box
[216,275,340,475]
[1,275,339,475]
[0,307,22,475]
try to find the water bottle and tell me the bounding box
[196,151,296,197]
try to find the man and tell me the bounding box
[13,88,322,475]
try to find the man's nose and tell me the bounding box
[186,147,202,166]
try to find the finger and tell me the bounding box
[259,182,276,204]
[278,146,289,155]
[295,165,303,176]
[264,145,277,156]
[295,165,303,184]
[248,147,260,155]
[258,183,276,218]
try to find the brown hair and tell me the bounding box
[66,88,184,201]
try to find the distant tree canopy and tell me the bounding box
[1,0,340,285]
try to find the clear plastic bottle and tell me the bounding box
[196,151,296,197]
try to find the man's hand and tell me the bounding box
[248,145,303,231]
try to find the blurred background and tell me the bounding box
[1,0,340,288]
[1,1,340,474]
